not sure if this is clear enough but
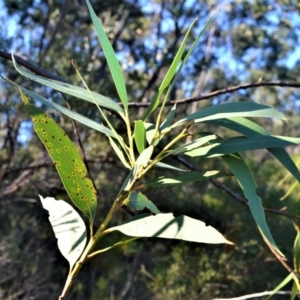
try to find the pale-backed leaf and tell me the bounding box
[145,170,230,186]
[108,213,233,244]
[171,134,217,155]
[20,91,97,220]
[222,154,284,256]
[86,0,128,109]
[10,56,124,115]
[145,123,155,145]
[172,102,286,128]
[108,136,131,169]
[153,161,187,172]
[120,146,154,192]
[144,122,160,146]
[39,195,87,271]
[134,120,146,153]
[124,191,161,214]
[205,117,300,182]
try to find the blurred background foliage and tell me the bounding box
[1,0,300,299]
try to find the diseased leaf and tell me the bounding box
[40,195,87,271]
[145,170,230,186]
[20,90,97,220]
[124,191,161,214]
[108,213,233,244]
[86,0,128,109]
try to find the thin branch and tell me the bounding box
[128,80,300,107]
[0,50,67,83]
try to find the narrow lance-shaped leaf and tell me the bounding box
[222,154,284,257]
[107,213,233,245]
[108,136,131,169]
[145,170,231,187]
[20,90,97,220]
[120,146,154,192]
[134,120,146,153]
[172,102,287,128]
[205,117,300,182]
[123,191,161,214]
[2,76,116,138]
[86,0,128,110]
[40,195,87,272]
[160,104,177,131]
[10,55,124,116]
[142,18,198,121]
[185,135,300,157]
[293,223,300,272]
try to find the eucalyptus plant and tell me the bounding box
[2,0,300,299]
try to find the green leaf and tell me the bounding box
[39,195,87,271]
[108,213,233,244]
[145,170,230,187]
[20,91,97,220]
[184,135,300,158]
[205,135,300,155]
[222,154,284,257]
[172,102,287,128]
[205,117,300,182]
[124,191,161,214]
[293,223,300,272]
[280,180,299,200]
[3,77,116,138]
[108,136,131,169]
[134,120,146,153]
[160,104,177,131]
[142,19,198,121]
[269,272,294,299]
[10,56,124,115]
[86,0,128,110]
[291,281,299,300]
